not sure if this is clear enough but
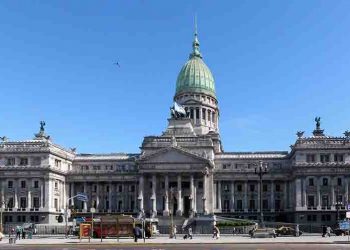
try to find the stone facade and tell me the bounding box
[0,30,349,227]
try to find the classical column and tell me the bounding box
[190,175,195,213]
[14,181,18,209]
[331,177,335,208]
[44,179,51,210]
[193,185,197,213]
[1,181,5,209]
[230,181,235,212]
[217,181,222,211]
[83,182,87,211]
[40,182,44,209]
[345,177,349,205]
[27,189,31,209]
[176,175,182,216]
[108,182,112,212]
[295,178,302,209]
[317,177,321,209]
[284,182,288,210]
[257,181,260,212]
[270,180,275,212]
[244,181,248,212]
[138,176,144,212]
[71,183,75,206]
[96,183,100,211]
[163,175,169,216]
[302,178,307,208]
[151,175,157,216]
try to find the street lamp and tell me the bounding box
[255,161,268,228]
[169,187,174,238]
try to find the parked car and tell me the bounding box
[275,226,302,237]
[250,228,276,238]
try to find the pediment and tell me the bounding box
[139,146,209,165]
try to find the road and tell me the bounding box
[1,244,350,250]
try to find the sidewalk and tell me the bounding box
[1,235,350,246]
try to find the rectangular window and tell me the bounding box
[6,157,15,166]
[34,181,39,188]
[190,108,194,119]
[195,108,199,119]
[275,184,281,192]
[263,184,267,192]
[20,197,27,208]
[119,185,123,192]
[320,154,330,163]
[306,154,315,163]
[250,184,255,192]
[237,184,242,192]
[308,195,315,207]
[7,197,14,208]
[334,154,344,162]
[131,185,135,192]
[249,200,255,210]
[322,195,329,207]
[54,159,61,168]
[54,198,58,211]
[8,181,13,189]
[106,185,110,192]
[323,178,328,186]
[55,182,58,190]
[263,199,268,209]
[308,178,314,186]
[338,178,342,186]
[21,181,26,189]
[33,197,40,208]
[19,158,28,166]
[275,200,281,210]
[237,200,242,210]
[198,181,203,189]
[202,109,206,120]
[224,184,229,192]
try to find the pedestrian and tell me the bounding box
[173,225,177,239]
[322,225,327,237]
[326,226,331,237]
[213,225,220,239]
[133,226,138,242]
[295,224,300,237]
[233,227,236,236]
[188,226,193,239]
[16,226,21,240]
[22,229,26,239]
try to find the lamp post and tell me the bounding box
[255,161,268,228]
[169,187,174,238]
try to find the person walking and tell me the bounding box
[173,225,177,239]
[212,225,220,239]
[326,226,331,237]
[16,226,21,240]
[188,226,193,239]
[133,226,138,242]
[295,224,300,237]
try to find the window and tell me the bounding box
[54,182,58,190]
[131,185,135,192]
[275,184,281,192]
[237,184,242,192]
[207,110,211,121]
[337,178,342,186]
[19,158,28,166]
[322,195,329,207]
[33,197,40,208]
[263,199,268,209]
[106,185,110,192]
[275,200,281,210]
[307,215,317,222]
[306,154,315,163]
[190,108,194,119]
[198,181,203,189]
[320,154,330,163]
[308,195,315,207]
[222,164,231,169]
[119,185,123,192]
[263,184,267,192]
[322,178,328,186]
[237,200,243,210]
[321,214,331,221]
[223,184,229,192]
[8,180,13,188]
[7,197,14,208]
[54,198,58,211]
[149,182,152,189]
[21,180,26,189]
[212,112,215,123]
[54,159,61,168]
[250,184,255,192]
[334,154,344,162]
[249,200,255,210]
[182,182,190,189]
[202,108,206,120]
[20,197,27,208]
[34,181,39,188]
[93,185,97,192]
[196,108,199,119]
[6,157,15,166]
[308,178,314,186]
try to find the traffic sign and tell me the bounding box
[339,221,350,230]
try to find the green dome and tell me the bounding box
[175,32,216,97]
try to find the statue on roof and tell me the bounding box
[170,102,188,119]
[0,136,8,142]
[315,117,321,130]
[40,121,46,132]
[296,131,304,138]
[344,130,350,138]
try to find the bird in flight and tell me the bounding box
[113,62,120,68]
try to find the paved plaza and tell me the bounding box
[1,234,350,246]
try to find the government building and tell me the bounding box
[1,29,349,228]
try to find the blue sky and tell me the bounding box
[1,1,350,154]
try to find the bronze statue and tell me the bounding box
[315,117,321,130]
[296,131,304,138]
[40,121,46,132]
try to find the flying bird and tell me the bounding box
[113,62,120,68]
